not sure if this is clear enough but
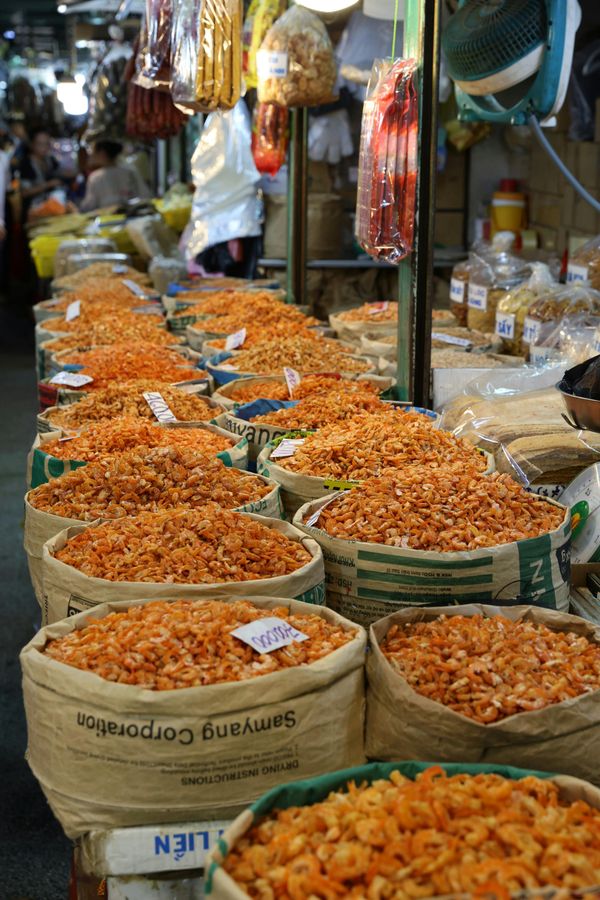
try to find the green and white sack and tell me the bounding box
[205,761,600,899]
[21,595,366,838]
[366,604,600,786]
[24,476,283,610]
[42,514,325,624]
[293,494,571,625]
[27,422,250,490]
[215,412,300,464]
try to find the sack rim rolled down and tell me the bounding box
[205,761,600,898]
[20,595,366,716]
[367,603,600,746]
[292,491,570,563]
[212,374,398,410]
[206,353,377,387]
[42,513,325,610]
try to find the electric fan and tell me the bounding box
[442,0,581,125]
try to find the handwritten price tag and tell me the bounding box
[143,391,177,423]
[522,316,541,345]
[284,367,302,396]
[495,311,516,340]
[271,438,305,459]
[122,279,148,298]
[65,300,81,322]
[231,617,308,654]
[431,331,472,349]
[225,328,247,351]
[367,301,390,315]
[567,263,589,284]
[450,278,466,304]
[50,372,94,387]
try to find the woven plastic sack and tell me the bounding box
[355,58,418,263]
[256,6,336,108]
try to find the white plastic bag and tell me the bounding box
[182,103,262,260]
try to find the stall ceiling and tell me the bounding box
[0,1,67,55]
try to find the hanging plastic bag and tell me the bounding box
[257,6,337,108]
[170,0,242,113]
[243,0,286,90]
[127,35,187,140]
[182,101,262,260]
[83,42,132,144]
[251,102,289,176]
[355,58,418,264]
[135,0,173,91]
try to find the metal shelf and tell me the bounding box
[259,249,466,272]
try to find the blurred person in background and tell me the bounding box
[19,128,62,216]
[80,140,151,212]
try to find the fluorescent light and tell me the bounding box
[57,4,68,12]
[295,0,359,12]
[57,80,88,115]
[3,29,16,39]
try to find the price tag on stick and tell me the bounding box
[65,300,81,322]
[143,391,177,423]
[284,367,302,397]
[50,372,94,388]
[231,617,308,654]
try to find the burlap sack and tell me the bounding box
[21,595,366,838]
[293,496,571,624]
[27,423,250,490]
[42,513,325,624]
[24,477,283,609]
[366,604,600,785]
[36,379,214,429]
[205,761,600,898]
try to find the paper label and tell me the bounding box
[143,391,177,423]
[431,331,472,349]
[49,371,94,387]
[567,263,589,283]
[468,283,488,310]
[305,491,348,527]
[495,311,516,340]
[256,50,288,80]
[522,316,541,345]
[231,617,308,654]
[367,301,390,315]
[271,438,305,459]
[122,279,147,298]
[65,300,81,322]
[529,345,562,366]
[450,278,466,304]
[134,305,162,315]
[113,264,128,274]
[284,367,302,396]
[225,328,247,351]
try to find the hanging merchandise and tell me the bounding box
[135,0,174,91]
[126,42,187,141]
[355,58,418,263]
[170,0,243,113]
[83,42,132,145]
[243,0,286,90]
[256,6,337,108]
[251,102,289,176]
[183,101,262,260]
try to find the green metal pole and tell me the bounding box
[286,108,309,305]
[396,0,441,405]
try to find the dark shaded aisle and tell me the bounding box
[0,308,71,900]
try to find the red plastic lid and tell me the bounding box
[500,178,519,192]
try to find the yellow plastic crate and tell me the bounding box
[30,233,78,278]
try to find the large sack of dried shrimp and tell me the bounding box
[21,596,366,837]
[258,410,482,518]
[42,509,325,623]
[212,374,396,411]
[27,421,249,489]
[37,381,219,434]
[294,470,571,624]
[24,448,282,611]
[366,604,600,786]
[329,301,399,347]
[205,760,600,899]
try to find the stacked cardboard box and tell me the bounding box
[528,120,600,253]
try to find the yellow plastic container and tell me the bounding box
[154,199,192,233]
[490,188,527,237]
[30,233,78,278]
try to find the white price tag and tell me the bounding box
[529,345,562,366]
[134,305,162,315]
[271,438,305,459]
[431,331,472,349]
[122,279,148,298]
[567,263,589,284]
[367,301,390,315]
[449,278,466,304]
[66,300,81,322]
[231,617,308,654]
[256,50,288,80]
[522,316,541,345]
[495,311,516,340]
[113,264,128,274]
[304,491,348,527]
[50,371,94,387]
[143,391,177,423]
[225,328,247,351]
[468,283,488,310]
[284,366,302,396]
